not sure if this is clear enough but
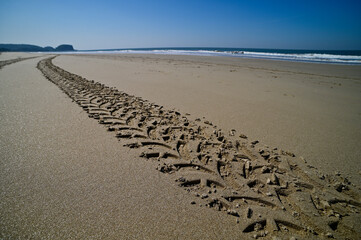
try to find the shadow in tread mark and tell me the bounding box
[173,163,214,173]
[243,219,267,233]
[224,196,277,208]
[109,127,143,132]
[140,152,179,159]
[275,219,304,231]
[329,198,361,207]
[116,133,147,139]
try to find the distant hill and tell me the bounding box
[0,44,75,52]
[55,44,74,51]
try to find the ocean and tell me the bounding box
[70,47,361,65]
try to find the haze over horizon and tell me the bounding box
[1,0,361,51]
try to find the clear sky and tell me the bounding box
[1,0,360,50]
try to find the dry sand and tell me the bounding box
[1,53,361,239]
[0,55,246,239]
[0,52,42,61]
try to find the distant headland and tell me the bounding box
[0,44,75,52]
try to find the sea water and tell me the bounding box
[68,47,361,65]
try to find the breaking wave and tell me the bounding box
[70,48,361,64]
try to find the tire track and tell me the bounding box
[0,56,39,69]
[37,56,361,239]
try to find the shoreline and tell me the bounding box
[67,53,361,66]
[57,47,361,65]
[6,47,360,65]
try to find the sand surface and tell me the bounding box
[54,54,361,184]
[1,53,361,239]
[0,55,246,239]
[0,52,42,61]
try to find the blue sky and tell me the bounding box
[1,0,360,50]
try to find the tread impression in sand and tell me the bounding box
[37,56,361,239]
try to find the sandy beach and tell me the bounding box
[54,54,361,184]
[1,52,361,239]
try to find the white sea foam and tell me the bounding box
[242,51,361,62]
[69,49,361,64]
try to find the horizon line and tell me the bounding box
[76,46,361,52]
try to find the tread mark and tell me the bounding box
[36,56,361,240]
[224,196,277,208]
